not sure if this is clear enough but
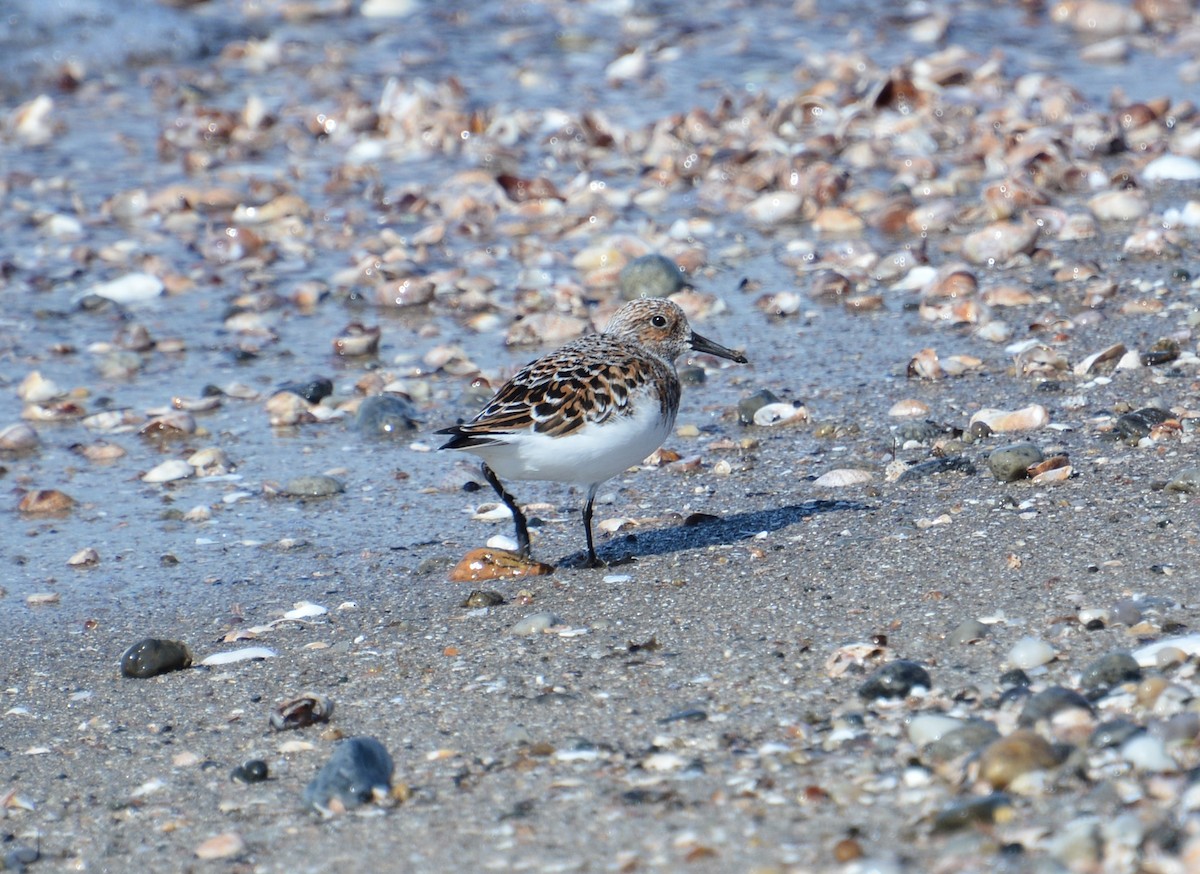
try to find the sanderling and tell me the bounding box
[438,298,748,567]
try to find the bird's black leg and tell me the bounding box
[481,463,530,557]
[582,483,602,568]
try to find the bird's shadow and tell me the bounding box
[559,499,868,568]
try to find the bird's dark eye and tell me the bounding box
[651,315,668,328]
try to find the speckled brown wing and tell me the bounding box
[437,336,677,448]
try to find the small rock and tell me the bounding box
[858,660,931,700]
[1080,651,1141,691]
[907,714,963,747]
[67,547,101,568]
[121,638,192,678]
[1114,407,1170,443]
[460,590,505,608]
[619,253,686,301]
[932,793,1015,832]
[1090,718,1144,748]
[283,475,345,497]
[270,693,334,731]
[355,394,419,438]
[278,377,333,404]
[1018,686,1094,727]
[978,729,1064,789]
[304,736,394,816]
[988,442,1044,482]
[1121,733,1177,773]
[230,759,269,783]
[1165,467,1200,494]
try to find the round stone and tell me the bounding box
[1018,686,1094,727]
[355,394,419,438]
[1080,652,1142,691]
[858,660,932,700]
[121,638,192,678]
[978,729,1063,789]
[988,442,1044,482]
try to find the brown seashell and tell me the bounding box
[18,489,76,514]
[809,270,852,301]
[889,399,930,419]
[983,286,1036,307]
[907,348,945,380]
[843,294,884,313]
[923,268,978,300]
[70,440,127,462]
[961,218,1039,265]
[448,548,555,582]
[22,401,87,422]
[266,391,316,427]
[1073,343,1126,375]
[505,313,587,348]
[497,174,565,203]
[1088,190,1148,222]
[1028,455,1071,478]
[269,693,334,731]
[68,547,101,568]
[139,412,196,440]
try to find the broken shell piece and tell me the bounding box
[753,402,808,427]
[970,404,1050,433]
[889,399,930,419]
[1074,343,1127,376]
[266,391,316,426]
[17,371,64,403]
[68,547,100,568]
[18,489,76,514]
[907,348,945,380]
[188,447,232,476]
[814,468,873,488]
[270,693,334,731]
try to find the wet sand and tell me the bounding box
[3,0,1200,870]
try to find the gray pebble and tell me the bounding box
[1157,712,1200,743]
[931,793,1014,833]
[304,736,394,815]
[1091,718,1144,748]
[1080,652,1141,692]
[354,394,419,438]
[987,441,1044,482]
[858,659,931,700]
[924,719,1001,764]
[1018,686,1094,727]
[1110,599,1144,626]
[511,611,562,635]
[894,420,946,444]
[947,618,991,645]
[284,475,345,498]
[618,253,686,301]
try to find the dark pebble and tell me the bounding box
[932,793,1014,833]
[738,389,782,425]
[1110,598,1144,626]
[677,364,706,386]
[858,659,931,700]
[354,394,419,438]
[999,668,1031,688]
[304,736,394,815]
[1114,407,1170,443]
[659,708,709,724]
[894,420,947,445]
[1091,718,1144,748]
[1080,652,1142,691]
[1018,686,1094,727]
[120,638,192,678]
[896,455,976,483]
[231,759,269,783]
[278,377,333,404]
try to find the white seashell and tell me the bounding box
[142,459,194,484]
[888,399,930,419]
[17,372,64,403]
[744,191,803,225]
[605,48,648,83]
[183,505,212,522]
[1115,349,1143,370]
[67,547,100,567]
[1088,190,1148,222]
[9,94,55,145]
[485,534,519,551]
[1007,636,1057,669]
[961,218,1038,265]
[88,273,164,304]
[361,0,419,17]
[1121,734,1176,773]
[975,320,1012,343]
[200,647,277,666]
[813,468,873,488]
[1073,343,1126,376]
[472,502,514,521]
[907,348,944,380]
[1132,634,1200,667]
[266,391,313,426]
[1143,155,1200,182]
[907,714,962,747]
[641,752,686,772]
[753,402,808,426]
[283,601,328,620]
[1031,464,1072,485]
[0,422,40,451]
[970,404,1050,432]
[940,354,983,376]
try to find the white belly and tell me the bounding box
[468,401,674,486]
